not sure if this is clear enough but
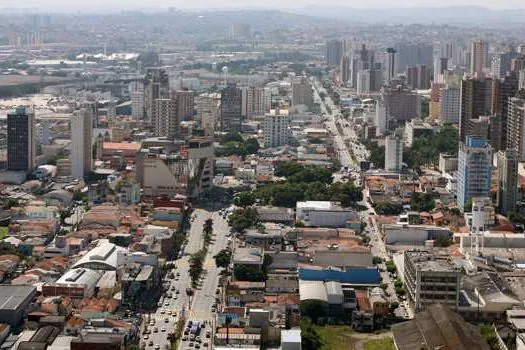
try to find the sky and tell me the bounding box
[1,0,525,11]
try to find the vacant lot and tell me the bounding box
[313,325,394,350]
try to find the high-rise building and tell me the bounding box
[172,90,195,122]
[152,98,177,138]
[406,65,430,89]
[195,93,220,137]
[440,43,454,60]
[381,86,421,121]
[496,150,518,215]
[144,68,169,124]
[470,40,489,76]
[7,107,36,171]
[386,48,396,82]
[356,70,370,95]
[385,136,403,172]
[434,57,449,83]
[340,55,350,85]
[459,77,493,142]
[492,72,519,150]
[507,97,525,161]
[240,87,271,117]
[229,23,250,40]
[394,43,433,74]
[70,109,93,179]
[351,44,375,88]
[457,136,493,211]
[291,77,313,109]
[220,84,243,132]
[36,120,52,146]
[131,80,146,118]
[511,55,525,73]
[326,39,343,67]
[491,51,517,80]
[263,109,290,148]
[439,85,461,124]
[376,104,387,136]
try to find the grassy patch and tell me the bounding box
[0,227,8,239]
[313,325,358,350]
[364,337,395,350]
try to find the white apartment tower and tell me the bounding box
[70,109,93,179]
[264,110,290,148]
[439,85,461,124]
[385,136,403,172]
[129,80,144,120]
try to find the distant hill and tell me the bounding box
[290,6,525,25]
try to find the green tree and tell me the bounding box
[411,192,436,212]
[300,300,327,324]
[245,138,260,155]
[301,319,323,350]
[233,192,256,207]
[372,257,383,265]
[373,203,403,215]
[214,249,232,268]
[228,207,259,233]
[435,235,452,247]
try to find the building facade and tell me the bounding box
[220,84,243,132]
[263,111,290,148]
[385,136,403,172]
[496,149,518,215]
[7,107,36,171]
[70,109,93,179]
[143,68,170,124]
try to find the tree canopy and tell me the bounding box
[411,192,436,212]
[403,124,458,170]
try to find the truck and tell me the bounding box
[190,321,201,335]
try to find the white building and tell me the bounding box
[440,85,460,124]
[403,119,436,147]
[385,136,403,172]
[241,87,271,117]
[129,80,144,120]
[54,268,103,298]
[70,109,92,179]
[296,201,358,227]
[357,70,370,95]
[376,104,387,136]
[36,120,52,146]
[264,109,290,148]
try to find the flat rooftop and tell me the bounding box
[0,285,35,310]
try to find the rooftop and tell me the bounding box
[0,285,36,310]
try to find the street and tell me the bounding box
[139,208,230,350]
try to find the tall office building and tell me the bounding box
[386,48,396,82]
[459,77,493,142]
[172,90,195,122]
[263,110,290,148]
[356,70,371,95]
[394,43,433,74]
[340,55,350,85]
[291,77,313,108]
[496,150,518,215]
[70,109,93,179]
[351,44,375,88]
[434,57,449,83]
[220,84,243,132]
[381,86,421,121]
[440,43,454,60]
[7,107,36,171]
[439,85,461,124]
[326,39,343,67]
[195,93,220,137]
[152,98,177,138]
[507,97,525,161]
[457,136,493,211]
[385,136,403,172]
[129,80,144,120]
[144,68,169,123]
[492,72,519,150]
[491,51,517,80]
[470,40,489,76]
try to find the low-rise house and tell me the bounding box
[233,247,264,270]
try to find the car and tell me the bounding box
[161,328,166,332]
[148,340,154,346]
[184,329,189,335]
[182,336,188,341]
[160,309,165,314]
[167,310,172,315]
[165,302,170,306]
[153,327,158,333]
[157,302,162,307]
[196,336,202,343]
[165,318,169,323]
[171,286,176,291]
[189,342,194,347]
[195,344,200,349]
[175,289,180,294]
[154,345,160,350]
[149,321,155,326]
[143,334,149,340]
[175,277,179,281]
[211,307,215,313]
[190,334,195,341]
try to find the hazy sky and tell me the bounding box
[2,0,525,11]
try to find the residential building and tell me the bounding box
[326,39,343,67]
[434,57,449,82]
[291,77,313,109]
[220,84,243,132]
[356,70,370,95]
[459,77,493,142]
[129,80,144,120]
[394,43,433,74]
[404,119,436,147]
[263,109,290,148]
[229,23,250,40]
[386,47,396,82]
[385,136,403,172]
[340,55,350,85]
[195,93,220,136]
[507,97,525,160]
[143,68,169,124]
[491,51,517,79]
[404,250,462,312]
[241,87,271,117]
[406,64,430,89]
[470,40,489,76]
[439,85,461,124]
[496,149,518,215]
[70,109,92,179]
[439,153,458,174]
[457,136,493,211]
[7,107,36,171]
[172,89,195,122]
[381,86,421,121]
[36,120,52,146]
[152,98,177,138]
[492,72,519,150]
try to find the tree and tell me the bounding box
[228,208,259,233]
[214,249,231,268]
[234,264,265,281]
[300,300,327,324]
[434,235,452,247]
[372,257,383,265]
[301,319,323,350]
[233,192,256,207]
[245,138,260,155]
[411,192,436,212]
[373,203,403,215]
[225,315,233,345]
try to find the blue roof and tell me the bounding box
[299,267,380,285]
